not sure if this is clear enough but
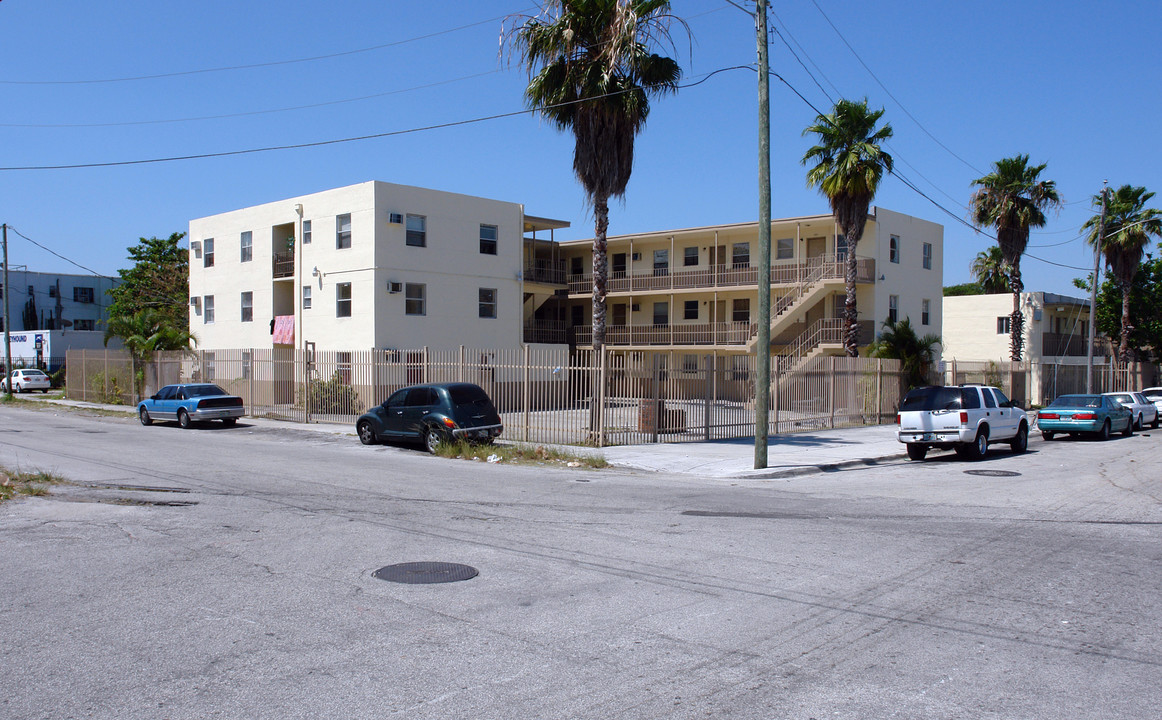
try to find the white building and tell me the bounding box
[187,181,569,354]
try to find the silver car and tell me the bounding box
[1105,391,1159,430]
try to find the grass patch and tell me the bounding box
[433,440,608,468]
[0,468,65,503]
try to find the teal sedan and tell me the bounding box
[1037,394,1132,441]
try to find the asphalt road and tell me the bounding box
[2,403,1161,719]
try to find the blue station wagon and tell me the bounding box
[137,383,245,428]
[356,382,503,453]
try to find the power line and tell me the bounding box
[7,226,107,276]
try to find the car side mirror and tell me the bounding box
[151,394,159,400]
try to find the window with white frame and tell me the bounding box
[732,298,750,323]
[776,237,793,260]
[653,249,668,276]
[479,288,497,318]
[479,224,497,255]
[653,301,668,326]
[683,246,698,266]
[336,214,352,249]
[302,285,312,310]
[405,283,426,315]
[406,214,426,247]
[204,238,215,268]
[241,231,253,262]
[203,295,215,323]
[888,294,899,323]
[302,220,312,245]
[922,242,932,270]
[997,316,1011,334]
[240,291,253,322]
[336,283,352,317]
[684,299,698,320]
[889,235,900,264]
[922,298,930,326]
[732,242,750,268]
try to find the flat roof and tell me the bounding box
[524,215,571,233]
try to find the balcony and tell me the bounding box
[524,259,567,286]
[566,256,875,295]
[1042,332,1110,358]
[523,320,570,344]
[574,321,757,347]
[272,251,294,279]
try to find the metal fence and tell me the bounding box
[65,347,904,447]
[942,358,1161,407]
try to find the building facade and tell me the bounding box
[531,207,943,371]
[187,181,569,354]
[1,270,118,333]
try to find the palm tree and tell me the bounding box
[509,0,682,349]
[1083,184,1162,366]
[969,155,1061,361]
[802,98,894,356]
[869,316,941,390]
[104,308,197,402]
[970,245,1010,294]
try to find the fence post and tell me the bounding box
[829,356,836,429]
[703,354,711,441]
[597,348,607,447]
[773,354,780,434]
[423,346,429,384]
[651,352,661,444]
[523,344,531,443]
[459,345,465,383]
[876,358,883,424]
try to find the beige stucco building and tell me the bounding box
[187,181,568,355]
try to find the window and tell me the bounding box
[836,234,848,260]
[241,351,252,379]
[203,295,215,323]
[732,242,750,268]
[683,354,698,372]
[240,291,253,322]
[982,389,997,409]
[204,238,215,267]
[922,242,932,270]
[922,299,930,326]
[336,214,352,249]
[241,231,253,262]
[653,302,669,326]
[73,287,95,304]
[776,237,793,260]
[997,316,1011,334]
[303,220,312,245]
[49,286,57,298]
[336,283,352,317]
[570,304,583,327]
[684,300,698,320]
[653,249,669,276]
[570,256,584,276]
[302,285,312,310]
[479,288,497,318]
[405,283,426,315]
[889,235,900,264]
[406,214,426,247]
[732,298,750,323]
[888,295,898,324]
[683,246,698,266]
[612,253,626,275]
[612,303,626,326]
[74,319,95,331]
[479,224,498,255]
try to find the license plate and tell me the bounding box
[920,433,935,442]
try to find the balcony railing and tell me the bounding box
[523,321,570,344]
[1042,332,1110,358]
[273,251,294,279]
[524,259,567,285]
[567,256,874,295]
[574,321,757,347]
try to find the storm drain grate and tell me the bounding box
[373,562,478,585]
[963,469,1022,477]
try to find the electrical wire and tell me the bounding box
[7,226,106,276]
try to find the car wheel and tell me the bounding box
[221,417,237,427]
[906,444,928,461]
[424,426,446,454]
[1135,414,1143,431]
[1122,417,1134,437]
[965,429,988,461]
[42,388,49,394]
[357,420,378,445]
[1041,431,1055,441]
[1010,423,1028,454]
[1153,416,1160,429]
[139,407,153,426]
[1097,419,1111,441]
[178,409,192,429]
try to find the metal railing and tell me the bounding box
[567,256,874,294]
[272,251,294,278]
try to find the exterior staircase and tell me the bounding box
[745,256,847,351]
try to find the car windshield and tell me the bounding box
[186,384,229,397]
[1050,395,1100,408]
[899,386,962,411]
[449,385,492,407]
[1108,394,1133,405]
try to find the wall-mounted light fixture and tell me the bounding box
[878,273,885,281]
[312,266,320,278]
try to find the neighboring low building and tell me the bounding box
[1,270,118,334]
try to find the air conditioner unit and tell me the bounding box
[631,303,640,312]
[190,240,202,258]
[631,252,641,261]
[389,213,403,224]
[388,281,402,294]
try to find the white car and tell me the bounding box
[1141,387,1162,415]
[2,368,52,393]
[1104,391,1159,430]
[896,384,1029,461]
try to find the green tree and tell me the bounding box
[943,282,985,296]
[969,155,1061,361]
[869,316,942,390]
[508,0,682,348]
[802,98,894,356]
[108,232,190,334]
[1078,256,1162,362]
[970,245,1010,294]
[103,308,197,401]
[1082,185,1162,366]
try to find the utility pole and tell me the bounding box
[3,223,12,400]
[1085,181,1107,394]
[754,0,772,469]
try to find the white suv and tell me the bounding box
[896,384,1029,461]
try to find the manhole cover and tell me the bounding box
[372,562,478,584]
[963,469,1021,477]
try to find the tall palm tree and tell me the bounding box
[970,245,1010,294]
[104,308,197,401]
[1083,184,1162,365]
[509,0,682,349]
[869,316,941,390]
[969,155,1061,361]
[802,98,894,356]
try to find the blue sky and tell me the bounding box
[1,1,1159,296]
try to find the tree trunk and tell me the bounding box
[1119,285,1133,368]
[1009,262,1024,361]
[591,196,609,350]
[844,247,858,357]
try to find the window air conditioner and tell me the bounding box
[389,213,403,224]
[388,281,402,294]
[631,252,641,261]
[190,240,202,258]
